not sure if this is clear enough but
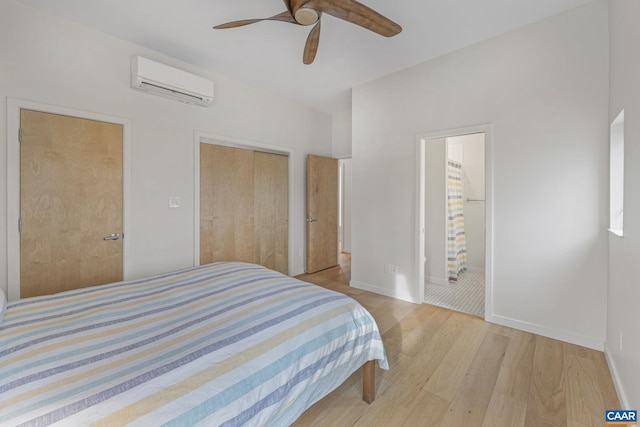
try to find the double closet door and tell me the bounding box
[200,143,288,274]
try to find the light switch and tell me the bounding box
[169,197,181,208]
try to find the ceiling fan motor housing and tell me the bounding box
[213,0,402,64]
[294,7,319,25]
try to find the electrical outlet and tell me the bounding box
[384,264,399,275]
[168,196,181,208]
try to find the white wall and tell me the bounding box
[607,0,640,410]
[319,90,353,159]
[447,139,464,163]
[450,134,486,271]
[424,139,447,283]
[352,1,609,349]
[340,159,353,252]
[0,0,332,296]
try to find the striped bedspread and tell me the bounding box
[0,262,387,426]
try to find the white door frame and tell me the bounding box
[193,131,295,275]
[6,98,133,301]
[338,158,352,254]
[415,124,494,320]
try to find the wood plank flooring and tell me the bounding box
[292,254,620,427]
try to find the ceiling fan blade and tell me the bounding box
[213,11,296,29]
[213,19,264,29]
[303,20,321,64]
[282,0,293,14]
[307,0,401,37]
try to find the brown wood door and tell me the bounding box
[200,143,254,265]
[200,144,289,273]
[254,152,288,274]
[306,154,339,273]
[20,110,124,298]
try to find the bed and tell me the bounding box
[0,262,388,426]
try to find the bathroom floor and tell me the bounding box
[424,271,485,317]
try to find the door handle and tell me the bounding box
[306,218,317,222]
[104,233,121,241]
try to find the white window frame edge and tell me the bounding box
[6,97,133,301]
[193,131,295,276]
[415,123,494,321]
[608,109,624,238]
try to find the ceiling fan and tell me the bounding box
[213,0,402,64]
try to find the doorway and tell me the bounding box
[416,125,493,319]
[339,158,352,255]
[338,158,352,276]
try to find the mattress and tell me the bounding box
[0,262,387,426]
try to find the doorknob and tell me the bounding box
[307,218,317,222]
[104,233,121,241]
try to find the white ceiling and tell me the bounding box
[18,0,594,112]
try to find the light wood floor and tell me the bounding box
[292,254,620,427]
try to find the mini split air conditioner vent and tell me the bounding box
[130,56,214,106]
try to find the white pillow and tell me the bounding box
[0,289,6,325]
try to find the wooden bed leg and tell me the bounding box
[362,360,376,404]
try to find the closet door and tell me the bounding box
[254,152,288,274]
[200,144,289,273]
[200,144,254,264]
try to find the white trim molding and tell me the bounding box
[351,280,419,304]
[6,97,133,301]
[604,343,631,410]
[489,313,605,351]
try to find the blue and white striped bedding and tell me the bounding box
[0,262,387,426]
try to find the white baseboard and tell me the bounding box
[486,313,604,351]
[604,343,630,409]
[425,270,484,286]
[425,276,449,286]
[350,280,419,304]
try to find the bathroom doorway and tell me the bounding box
[416,125,493,319]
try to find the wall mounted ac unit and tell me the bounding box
[131,56,214,106]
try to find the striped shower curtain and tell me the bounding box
[447,160,467,282]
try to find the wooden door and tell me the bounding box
[20,110,123,298]
[254,152,288,274]
[306,154,339,273]
[200,144,254,264]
